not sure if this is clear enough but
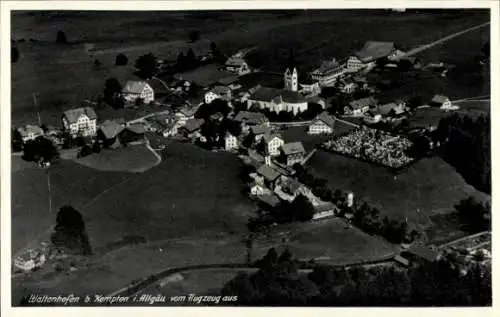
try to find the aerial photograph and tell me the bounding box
[10,8,491,307]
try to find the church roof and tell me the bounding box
[248,87,306,104]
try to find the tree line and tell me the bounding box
[221,248,491,306]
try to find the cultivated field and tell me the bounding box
[306,150,491,240]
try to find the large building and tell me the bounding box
[122,81,155,104]
[17,125,44,143]
[225,57,251,75]
[284,68,299,91]
[62,107,98,137]
[247,87,308,115]
[310,58,345,86]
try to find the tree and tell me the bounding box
[56,30,67,44]
[93,59,102,70]
[12,46,20,63]
[407,94,422,110]
[454,196,491,232]
[115,53,128,66]
[22,136,60,164]
[103,77,124,109]
[210,41,217,53]
[12,128,23,152]
[188,30,200,43]
[186,48,197,68]
[51,205,92,255]
[176,52,186,70]
[287,194,315,222]
[134,53,158,79]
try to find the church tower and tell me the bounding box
[284,68,298,92]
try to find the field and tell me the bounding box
[74,144,160,172]
[11,10,489,127]
[306,150,491,241]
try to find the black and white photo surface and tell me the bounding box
[6,4,493,309]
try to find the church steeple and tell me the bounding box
[284,67,298,92]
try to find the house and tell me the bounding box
[356,41,395,63]
[274,176,302,202]
[62,107,98,138]
[225,132,239,151]
[122,81,155,104]
[14,249,47,272]
[339,81,358,94]
[98,120,125,147]
[175,106,197,125]
[256,193,281,209]
[313,202,337,220]
[256,164,283,189]
[119,123,147,144]
[234,111,269,131]
[180,118,205,138]
[204,85,232,104]
[225,57,251,75]
[310,58,345,86]
[345,97,377,116]
[17,125,44,143]
[394,254,410,267]
[247,87,308,115]
[262,133,285,157]
[308,112,336,135]
[299,77,321,96]
[346,56,365,72]
[250,124,273,142]
[281,142,306,166]
[377,102,406,118]
[250,181,272,196]
[430,95,452,109]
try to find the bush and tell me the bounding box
[115,53,128,66]
[56,30,67,44]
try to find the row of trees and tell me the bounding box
[221,248,491,306]
[454,196,491,233]
[293,164,422,244]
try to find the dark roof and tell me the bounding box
[406,246,440,262]
[312,112,336,128]
[99,120,125,139]
[349,97,377,110]
[257,194,281,208]
[356,41,395,62]
[377,102,399,115]
[262,132,283,144]
[183,118,205,132]
[251,125,272,135]
[282,177,301,193]
[311,59,342,75]
[280,90,307,103]
[257,164,282,182]
[218,75,239,85]
[63,107,97,123]
[300,77,319,85]
[225,57,247,67]
[234,111,268,125]
[315,202,336,213]
[125,123,147,135]
[281,142,306,156]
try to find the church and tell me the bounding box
[246,68,308,115]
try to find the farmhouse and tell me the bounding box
[175,106,197,125]
[310,58,345,86]
[345,97,377,115]
[256,164,283,189]
[234,111,269,131]
[299,77,321,96]
[313,202,337,220]
[122,81,155,104]
[430,94,452,109]
[224,132,239,151]
[403,246,442,264]
[62,107,98,138]
[262,133,285,157]
[308,112,336,135]
[119,123,146,144]
[281,142,306,166]
[377,102,406,118]
[204,85,232,104]
[346,55,365,72]
[17,125,44,143]
[225,57,251,75]
[339,80,358,94]
[247,87,308,115]
[250,124,273,142]
[274,176,302,202]
[356,41,396,63]
[250,181,271,196]
[98,120,125,147]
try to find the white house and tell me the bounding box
[225,57,251,75]
[345,97,377,116]
[62,107,98,138]
[204,86,232,104]
[122,81,155,104]
[310,58,345,86]
[346,56,365,72]
[17,125,44,143]
[431,95,452,109]
[308,112,336,135]
[262,133,284,157]
[225,132,239,151]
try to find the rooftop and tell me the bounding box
[249,87,306,104]
[99,120,125,139]
[257,193,281,208]
[257,164,282,182]
[313,112,336,128]
[183,118,205,132]
[63,107,97,123]
[122,81,149,95]
[349,97,377,110]
[234,111,269,125]
[251,124,272,135]
[17,124,44,136]
[431,94,450,104]
[225,57,247,67]
[281,142,306,156]
[406,245,440,262]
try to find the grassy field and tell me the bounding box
[306,150,490,240]
[12,10,489,127]
[74,144,160,173]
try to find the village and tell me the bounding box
[10,9,492,306]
